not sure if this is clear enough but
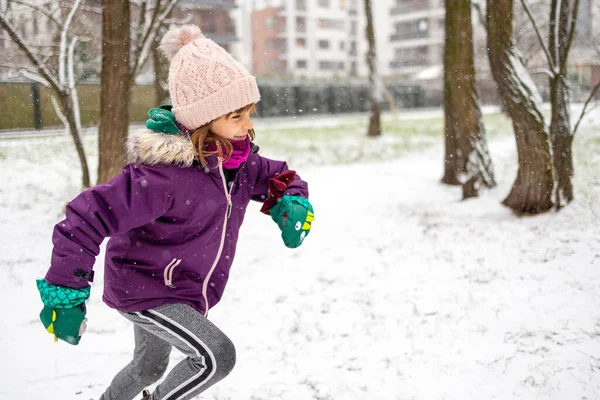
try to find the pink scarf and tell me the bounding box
[222,137,251,169]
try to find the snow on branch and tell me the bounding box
[557,0,580,78]
[0,13,61,90]
[519,0,556,74]
[59,0,82,85]
[12,0,65,31]
[131,0,180,78]
[573,80,600,135]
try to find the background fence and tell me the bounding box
[0,80,427,131]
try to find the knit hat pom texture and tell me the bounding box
[159,25,205,61]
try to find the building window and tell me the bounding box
[267,38,286,51]
[265,16,275,29]
[296,38,307,48]
[350,20,357,35]
[340,41,345,51]
[296,0,307,10]
[349,41,357,55]
[268,60,281,71]
[392,18,429,41]
[393,46,429,67]
[319,61,332,70]
[297,60,307,68]
[319,0,330,7]
[318,39,330,49]
[318,18,344,30]
[296,16,306,33]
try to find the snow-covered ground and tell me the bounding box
[1,107,599,400]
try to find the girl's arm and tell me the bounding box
[45,164,175,289]
[248,153,309,205]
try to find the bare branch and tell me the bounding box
[573,80,600,135]
[0,12,62,90]
[20,70,52,88]
[59,0,82,85]
[59,1,101,14]
[553,0,561,63]
[528,68,555,78]
[0,61,41,74]
[520,0,555,73]
[471,1,487,30]
[130,0,162,76]
[68,35,82,132]
[11,0,65,31]
[163,14,194,25]
[557,0,580,78]
[131,0,180,78]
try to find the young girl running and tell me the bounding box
[35,25,314,400]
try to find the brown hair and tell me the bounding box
[190,103,257,169]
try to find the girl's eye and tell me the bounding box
[232,115,241,119]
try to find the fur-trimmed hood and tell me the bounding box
[127,128,197,167]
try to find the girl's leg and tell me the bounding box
[100,324,172,400]
[124,303,236,400]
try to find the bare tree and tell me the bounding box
[520,0,600,209]
[98,0,180,184]
[486,0,554,214]
[0,0,92,188]
[442,0,495,198]
[363,0,382,137]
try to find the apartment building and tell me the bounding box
[174,0,239,54]
[249,0,367,79]
[383,0,445,79]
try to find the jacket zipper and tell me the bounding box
[201,159,233,316]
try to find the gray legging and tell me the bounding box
[99,303,236,400]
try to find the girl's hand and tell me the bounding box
[270,196,314,248]
[36,279,90,345]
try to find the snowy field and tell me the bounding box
[0,106,599,400]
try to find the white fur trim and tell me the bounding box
[127,128,196,167]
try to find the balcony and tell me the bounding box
[390,30,430,41]
[205,33,239,44]
[180,0,238,9]
[391,0,429,15]
[389,58,431,68]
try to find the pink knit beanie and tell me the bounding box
[159,25,261,131]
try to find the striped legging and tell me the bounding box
[99,303,236,400]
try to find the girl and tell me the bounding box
[35,25,314,400]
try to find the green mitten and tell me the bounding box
[36,279,90,345]
[39,304,87,345]
[270,195,314,248]
[145,104,181,134]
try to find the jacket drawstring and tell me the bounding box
[163,258,182,288]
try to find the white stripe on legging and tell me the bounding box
[135,309,217,399]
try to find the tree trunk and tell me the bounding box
[60,91,91,188]
[549,0,574,208]
[442,77,462,185]
[364,0,381,137]
[443,0,496,196]
[98,0,131,184]
[486,0,553,214]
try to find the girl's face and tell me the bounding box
[210,108,254,141]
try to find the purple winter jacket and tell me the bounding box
[44,128,308,315]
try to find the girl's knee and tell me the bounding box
[137,357,170,385]
[215,336,236,376]
[189,335,236,377]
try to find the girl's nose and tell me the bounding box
[243,118,253,131]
